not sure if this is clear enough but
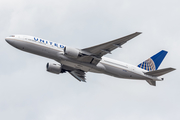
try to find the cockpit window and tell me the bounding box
[9,35,15,37]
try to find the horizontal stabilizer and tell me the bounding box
[145,67,176,77]
[146,80,156,86]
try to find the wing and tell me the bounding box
[60,65,86,82]
[69,70,86,82]
[82,32,141,57]
[79,32,141,64]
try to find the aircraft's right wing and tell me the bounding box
[79,32,141,65]
[82,32,141,57]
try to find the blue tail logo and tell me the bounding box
[137,50,168,71]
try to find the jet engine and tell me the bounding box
[46,63,62,74]
[64,46,80,58]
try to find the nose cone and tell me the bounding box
[5,37,14,45]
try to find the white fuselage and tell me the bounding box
[5,35,162,82]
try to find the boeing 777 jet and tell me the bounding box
[5,32,175,86]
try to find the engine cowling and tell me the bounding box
[46,63,62,74]
[64,46,80,58]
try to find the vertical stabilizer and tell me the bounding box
[138,50,168,71]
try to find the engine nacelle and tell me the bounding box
[46,63,62,74]
[64,46,80,58]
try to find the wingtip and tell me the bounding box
[136,32,142,34]
[171,68,176,71]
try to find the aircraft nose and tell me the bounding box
[5,37,14,45]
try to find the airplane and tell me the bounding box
[5,32,176,86]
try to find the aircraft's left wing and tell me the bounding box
[60,65,86,82]
[79,32,141,64]
[69,70,86,82]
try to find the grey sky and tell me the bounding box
[0,0,180,120]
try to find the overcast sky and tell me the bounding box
[0,0,180,120]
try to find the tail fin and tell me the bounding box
[137,50,168,71]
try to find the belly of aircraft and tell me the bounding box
[101,63,147,80]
